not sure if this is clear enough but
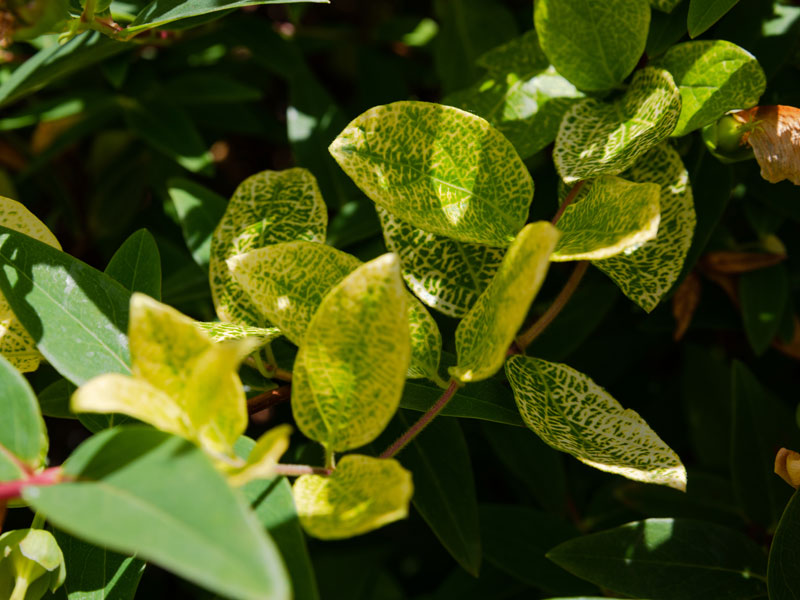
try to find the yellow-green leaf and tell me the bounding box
[450,222,559,383]
[195,321,282,346]
[228,424,292,487]
[593,144,696,312]
[329,101,534,247]
[209,168,327,326]
[0,196,61,372]
[292,254,410,451]
[293,455,413,540]
[552,177,661,262]
[506,355,687,490]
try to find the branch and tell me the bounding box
[273,464,333,477]
[247,385,291,415]
[0,468,64,501]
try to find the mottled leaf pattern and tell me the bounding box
[553,177,661,262]
[377,207,504,318]
[506,355,687,490]
[594,144,696,312]
[195,321,282,345]
[292,255,411,451]
[535,0,650,91]
[209,168,327,326]
[0,196,61,372]
[654,40,766,137]
[554,68,682,184]
[329,101,533,246]
[447,31,584,159]
[293,455,413,539]
[451,222,560,383]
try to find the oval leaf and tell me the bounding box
[554,67,681,184]
[329,101,534,247]
[292,254,410,451]
[105,229,162,300]
[688,0,740,38]
[506,355,687,490]
[293,454,413,539]
[451,222,559,383]
[0,354,46,480]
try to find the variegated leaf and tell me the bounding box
[653,40,766,137]
[506,355,687,490]
[594,144,696,312]
[554,68,682,184]
[228,424,292,487]
[293,455,413,539]
[552,177,661,262]
[450,222,560,383]
[195,321,282,346]
[0,196,61,372]
[377,207,504,318]
[329,101,533,247]
[209,168,327,326]
[446,30,584,159]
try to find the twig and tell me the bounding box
[273,464,333,477]
[247,385,291,414]
[0,468,64,501]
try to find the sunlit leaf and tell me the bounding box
[554,68,681,184]
[506,356,687,490]
[553,177,661,262]
[292,255,410,451]
[293,455,413,539]
[210,168,327,326]
[229,425,292,487]
[594,144,696,312]
[0,528,65,599]
[329,101,533,246]
[195,321,282,346]
[451,222,559,383]
[168,178,227,270]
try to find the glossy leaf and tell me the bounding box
[195,321,282,345]
[688,0,740,37]
[654,40,766,136]
[554,68,682,183]
[534,0,650,92]
[0,225,131,385]
[292,255,410,451]
[451,222,559,383]
[739,264,788,355]
[547,518,767,600]
[167,178,227,270]
[24,427,290,600]
[105,229,162,300]
[768,490,800,600]
[594,144,696,312]
[0,354,47,479]
[293,454,413,539]
[210,168,327,326]
[506,356,687,490]
[553,177,661,262]
[329,101,533,247]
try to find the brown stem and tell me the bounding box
[273,464,332,477]
[551,180,586,225]
[380,379,460,459]
[0,468,64,501]
[247,385,291,415]
[516,261,589,351]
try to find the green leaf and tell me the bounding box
[534,0,650,92]
[739,264,788,356]
[24,427,290,600]
[159,73,262,105]
[293,454,413,539]
[594,144,696,312]
[329,101,534,247]
[38,378,77,420]
[647,2,691,57]
[210,168,327,326]
[688,0,740,37]
[446,30,584,160]
[194,321,282,346]
[768,490,800,600]
[553,177,661,262]
[377,207,504,318]
[554,67,682,184]
[292,255,410,451]
[0,354,46,481]
[546,518,767,600]
[105,229,162,301]
[167,178,227,270]
[650,0,683,12]
[0,528,65,599]
[451,222,559,383]
[653,40,766,136]
[0,225,132,385]
[52,529,145,600]
[506,356,687,490]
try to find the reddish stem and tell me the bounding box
[273,464,332,477]
[0,468,64,501]
[551,180,586,225]
[247,385,291,415]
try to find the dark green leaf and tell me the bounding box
[105,229,162,301]
[647,2,690,57]
[688,0,740,38]
[159,73,262,105]
[167,178,226,270]
[38,378,77,420]
[767,490,800,600]
[739,264,789,355]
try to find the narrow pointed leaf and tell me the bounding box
[0,354,46,479]
[553,177,661,262]
[329,101,533,247]
[594,144,696,312]
[688,0,740,37]
[506,356,687,490]
[554,68,681,183]
[653,40,765,136]
[105,229,162,300]
[167,178,227,270]
[451,222,559,383]
[534,0,650,92]
[210,168,327,326]
[768,490,800,600]
[24,427,290,600]
[293,455,413,539]
[292,255,410,451]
